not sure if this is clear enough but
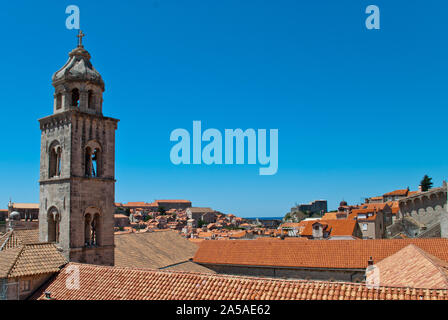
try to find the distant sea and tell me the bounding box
[243,217,283,220]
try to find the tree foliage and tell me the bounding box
[420,175,433,192]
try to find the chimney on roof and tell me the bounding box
[44,291,53,300]
[418,185,423,192]
[368,256,374,266]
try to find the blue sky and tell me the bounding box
[0,1,446,217]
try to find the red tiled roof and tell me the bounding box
[280,223,302,228]
[300,220,358,237]
[198,232,213,238]
[33,263,448,300]
[155,200,191,203]
[375,244,448,289]
[360,203,389,211]
[0,243,67,278]
[193,239,448,270]
[229,231,246,238]
[124,202,157,208]
[11,203,39,209]
[387,201,400,214]
[383,189,409,197]
[321,212,338,220]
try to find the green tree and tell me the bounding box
[197,219,206,228]
[158,206,166,215]
[420,175,433,192]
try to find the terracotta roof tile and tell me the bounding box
[114,230,212,273]
[155,200,191,203]
[375,244,448,289]
[300,220,358,237]
[33,263,448,300]
[321,212,338,220]
[0,243,67,278]
[383,189,409,197]
[0,229,40,251]
[193,238,448,270]
[11,203,39,209]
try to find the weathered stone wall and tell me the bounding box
[39,113,72,246]
[39,110,118,266]
[200,264,365,282]
[394,185,448,238]
[6,273,53,300]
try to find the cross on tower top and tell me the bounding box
[77,30,85,47]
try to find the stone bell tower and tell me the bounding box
[38,31,118,266]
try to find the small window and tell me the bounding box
[47,208,60,243]
[85,145,101,178]
[49,144,62,178]
[88,90,95,109]
[56,93,62,109]
[71,88,80,107]
[20,280,31,292]
[362,223,368,231]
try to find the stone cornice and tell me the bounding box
[39,109,119,130]
[39,176,116,185]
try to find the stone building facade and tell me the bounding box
[38,32,118,266]
[387,183,448,238]
[291,200,327,214]
[201,264,365,282]
[7,202,39,221]
[186,207,217,227]
[155,200,192,211]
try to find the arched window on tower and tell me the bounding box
[47,207,60,243]
[91,214,99,246]
[85,142,102,177]
[57,147,62,176]
[88,90,95,109]
[71,88,80,107]
[84,213,92,246]
[85,147,92,177]
[84,209,100,247]
[49,142,62,178]
[91,148,100,177]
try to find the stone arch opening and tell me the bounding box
[71,88,80,107]
[49,141,62,178]
[56,93,62,110]
[84,141,102,177]
[47,207,60,243]
[84,207,101,247]
[88,90,95,109]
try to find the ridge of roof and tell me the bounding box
[0,242,68,279]
[193,238,448,270]
[408,245,448,288]
[0,247,22,278]
[0,230,13,251]
[32,262,448,300]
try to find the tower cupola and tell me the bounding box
[51,30,104,115]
